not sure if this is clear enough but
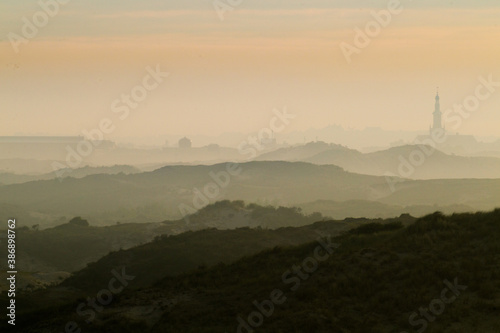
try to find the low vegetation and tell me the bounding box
[4,209,499,332]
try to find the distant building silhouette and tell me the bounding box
[415,91,479,154]
[431,89,443,134]
[178,137,192,149]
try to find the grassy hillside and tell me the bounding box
[7,210,500,332]
[30,215,379,294]
[298,199,475,220]
[6,214,411,319]
[0,221,176,273]
[0,202,329,275]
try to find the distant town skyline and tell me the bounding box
[1,0,499,137]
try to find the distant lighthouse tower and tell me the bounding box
[430,88,443,134]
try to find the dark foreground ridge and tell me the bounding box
[4,209,500,332]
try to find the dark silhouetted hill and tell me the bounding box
[8,209,500,332]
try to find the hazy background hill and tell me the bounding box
[255,141,352,162]
[0,145,251,174]
[0,161,498,227]
[0,165,141,185]
[256,142,500,179]
[0,158,63,175]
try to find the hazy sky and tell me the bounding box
[1,0,499,138]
